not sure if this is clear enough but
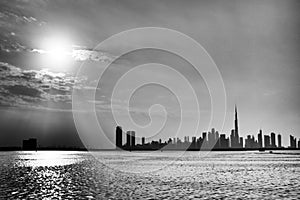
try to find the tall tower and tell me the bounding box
[277,134,282,148]
[126,131,131,147]
[115,126,123,149]
[131,131,136,147]
[264,135,270,148]
[258,129,263,148]
[234,105,239,138]
[270,132,276,148]
[234,105,239,147]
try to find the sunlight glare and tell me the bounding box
[41,36,72,67]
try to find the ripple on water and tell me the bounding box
[0,151,299,199]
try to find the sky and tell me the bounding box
[0,0,299,148]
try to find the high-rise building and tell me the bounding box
[230,105,240,148]
[270,132,276,148]
[142,137,145,145]
[202,132,207,141]
[234,105,239,147]
[239,137,243,148]
[264,135,270,148]
[215,131,220,148]
[289,135,296,148]
[116,126,123,149]
[252,135,257,148]
[192,137,196,143]
[191,136,196,149]
[207,131,214,148]
[258,129,263,148]
[131,131,136,147]
[245,135,254,148]
[230,129,235,148]
[126,131,131,147]
[219,134,228,148]
[184,136,189,143]
[226,138,230,148]
[202,132,207,149]
[235,105,238,134]
[278,134,282,148]
[197,137,203,149]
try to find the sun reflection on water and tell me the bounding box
[15,151,86,167]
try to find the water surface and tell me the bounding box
[0,150,299,199]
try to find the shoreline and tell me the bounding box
[0,147,299,152]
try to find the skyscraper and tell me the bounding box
[202,132,207,141]
[126,131,131,147]
[245,135,255,148]
[184,136,189,143]
[270,132,276,148]
[230,105,240,148]
[258,129,263,148]
[239,137,243,148]
[197,137,203,149]
[234,105,239,146]
[289,135,296,148]
[115,126,123,149]
[131,131,136,147]
[202,132,207,149]
[191,136,196,149]
[220,134,229,148]
[278,134,282,148]
[264,135,270,148]
[142,137,145,145]
[208,130,215,148]
[230,129,235,148]
[215,131,220,148]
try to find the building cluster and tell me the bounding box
[115,106,300,150]
[289,135,300,148]
[116,126,136,149]
[244,130,282,149]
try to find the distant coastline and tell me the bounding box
[0,146,299,152]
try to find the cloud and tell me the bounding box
[31,48,116,63]
[0,62,86,111]
[8,85,42,97]
[71,49,116,62]
[0,0,46,53]
[0,61,130,113]
[0,0,117,63]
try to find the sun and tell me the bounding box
[41,36,73,68]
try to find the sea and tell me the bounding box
[0,150,299,199]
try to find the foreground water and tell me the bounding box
[0,151,299,199]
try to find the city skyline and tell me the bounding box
[115,105,300,150]
[0,103,298,150]
[115,126,299,150]
[0,0,299,149]
[0,1,299,199]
